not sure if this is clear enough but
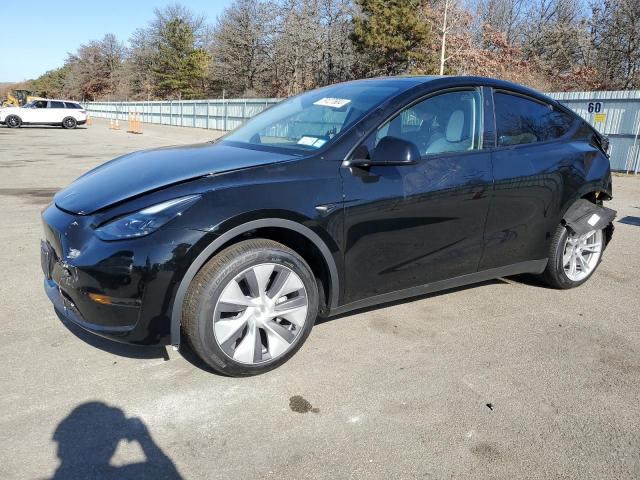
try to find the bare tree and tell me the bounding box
[63,34,126,100]
[210,0,272,96]
[591,0,640,89]
[317,0,357,85]
[475,0,526,44]
[422,0,472,75]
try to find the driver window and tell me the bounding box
[375,90,482,157]
[34,100,47,109]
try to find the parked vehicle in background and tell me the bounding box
[41,76,615,376]
[1,99,87,129]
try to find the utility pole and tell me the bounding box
[439,0,449,76]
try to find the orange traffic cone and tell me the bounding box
[109,119,114,130]
[114,119,120,130]
[86,116,92,126]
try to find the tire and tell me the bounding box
[5,115,22,128]
[539,223,605,289]
[62,117,77,129]
[183,239,319,376]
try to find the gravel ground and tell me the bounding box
[1,119,639,479]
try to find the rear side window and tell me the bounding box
[64,102,82,109]
[494,92,575,146]
[49,101,65,108]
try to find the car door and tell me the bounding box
[478,89,579,271]
[47,100,67,123]
[16,104,33,123]
[20,100,46,123]
[340,88,493,304]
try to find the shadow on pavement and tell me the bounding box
[49,402,182,480]
[619,215,640,227]
[177,341,222,375]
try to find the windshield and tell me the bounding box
[222,83,402,152]
[22,101,34,108]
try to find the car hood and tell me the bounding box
[54,142,296,214]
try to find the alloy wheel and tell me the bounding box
[562,229,603,282]
[213,263,308,364]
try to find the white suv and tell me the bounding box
[0,99,88,129]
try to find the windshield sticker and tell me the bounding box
[297,136,319,146]
[296,136,327,148]
[313,97,351,108]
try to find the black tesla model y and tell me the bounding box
[42,76,615,376]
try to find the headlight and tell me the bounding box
[95,195,200,240]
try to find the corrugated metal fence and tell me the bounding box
[548,90,640,172]
[83,99,280,131]
[83,90,640,172]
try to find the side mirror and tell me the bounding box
[346,136,420,167]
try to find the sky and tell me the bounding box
[0,0,233,82]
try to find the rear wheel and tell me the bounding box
[5,115,21,128]
[540,223,604,289]
[183,239,319,376]
[62,117,77,129]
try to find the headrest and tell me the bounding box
[446,110,465,142]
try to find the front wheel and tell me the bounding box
[182,239,319,376]
[5,115,22,128]
[62,117,77,129]
[540,224,605,289]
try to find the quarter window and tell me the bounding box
[494,92,575,146]
[64,102,82,109]
[375,90,482,157]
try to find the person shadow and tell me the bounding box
[49,402,182,480]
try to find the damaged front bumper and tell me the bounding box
[40,203,209,345]
[41,238,140,339]
[43,277,135,335]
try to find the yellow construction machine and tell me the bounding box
[2,89,41,107]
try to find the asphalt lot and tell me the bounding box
[1,119,639,479]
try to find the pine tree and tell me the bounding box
[152,18,211,99]
[351,0,434,76]
[30,66,70,98]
